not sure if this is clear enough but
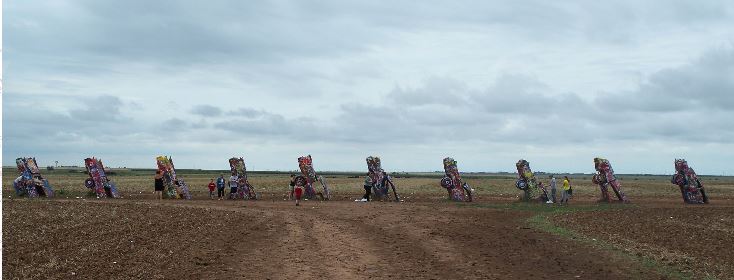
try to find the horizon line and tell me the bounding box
[3,166,731,177]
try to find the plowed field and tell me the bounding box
[3,172,733,279]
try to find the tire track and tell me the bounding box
[5,198,673,279]
[314,208,473,279]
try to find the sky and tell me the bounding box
[3,1,734,174]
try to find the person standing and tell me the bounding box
[357,175,372,202]
[288,174,296,200]
[560,176,572,205]
[229,174,238,199]
[294,176,304,206]
[550,175,557,203]
[154,170,164,200]
[216,174,226,200]
[207,178,216,199]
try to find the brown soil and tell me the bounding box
[554,199,734,279]
[2,195,678,280]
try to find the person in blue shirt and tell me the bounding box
[216,174,226,200]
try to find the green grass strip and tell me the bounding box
[527,212,697,280]
[458,201,635,213]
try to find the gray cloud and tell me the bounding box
[3,94,134,140]
[161,118,188,130]
[8,1,732,70]
[595,48,734,112]
[190,105,222,117]
[228,108,268,118]
[68,95,125,122]
[329,48,734,145]
[4,1,734,174]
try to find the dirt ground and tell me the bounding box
[7,195,726,280]
[3,170,733,279]
[554,199,734,280]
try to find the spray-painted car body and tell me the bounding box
[228,157,258,200]
[515,159,550,202]
[84,157,120,198]
[14,157,54,198]
[156,156,191,199]
[592,158,629,203]
[671,159,707,204]
[366,156,399,201]
[440,157,473,202]
[297,155,330,200]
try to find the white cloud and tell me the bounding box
[3,1,734,174]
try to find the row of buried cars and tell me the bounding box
[9,155,401,202]
[513,157,707,204]
[10,156,707,204]
[11,156,249,200]
[13,157,121,199]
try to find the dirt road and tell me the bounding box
[3,196,674,280]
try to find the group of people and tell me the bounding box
[158,172,306,205]
[206,174,241,200]
[154,172,240,200]
[547,175,573,205]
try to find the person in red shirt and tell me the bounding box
[294,176,305,206]
[207,178,216,199]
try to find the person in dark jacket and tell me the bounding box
[216,174,226,200]
[154,170,164,199]
[288,174,296,200]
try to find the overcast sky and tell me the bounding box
[3,1,734,174]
